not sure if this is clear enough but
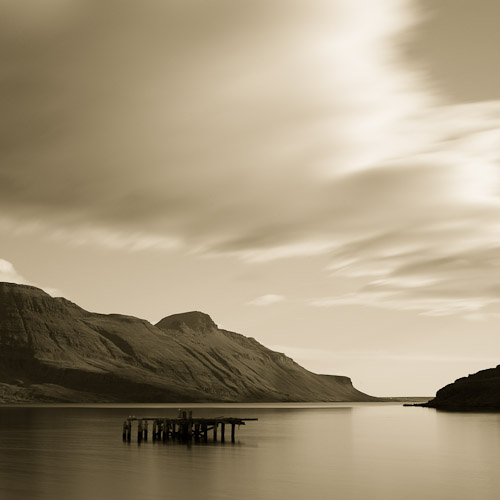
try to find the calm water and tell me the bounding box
[0,403,499,500]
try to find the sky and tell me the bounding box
[1,0,500,396]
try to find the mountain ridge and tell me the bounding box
[0,281,378,403]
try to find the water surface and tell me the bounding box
[0,403,499,500]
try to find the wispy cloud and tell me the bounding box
[247,294,286,306]
[269,345,500,364]
[310,291,500,317]
[50,226,182,253]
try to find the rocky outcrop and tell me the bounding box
[423,365,500,410]
[0,282,377,403]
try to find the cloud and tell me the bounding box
[247,294,286,306]
[0,0,423,244]
[311,291,499,317]
[50,226,182,253]
[0,258,62,297]
[0,259,29,285]
[3,1,500,315]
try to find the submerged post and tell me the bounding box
[231,423,235,443]
[221,423,225,442]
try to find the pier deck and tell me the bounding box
[122,410,257,443]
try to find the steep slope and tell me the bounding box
[424,365,500,410]
[0,282,206,402]
[155,311,373,401]
[0,282,376,403]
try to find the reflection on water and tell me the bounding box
[0,403,499,500]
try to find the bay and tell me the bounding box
[0,403,499,500]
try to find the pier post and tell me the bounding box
[194,423,200,442]
[162,420,167,442]
[144,420,148,441]
[221,423,225,442]
[122,421,128,441]
[213,423,218,441]
[188,412,193,440]
[202,423,208,442]
[231,423,235,443]
[127,421,131,442]
[138,420,143,442]
[152,421,157,441]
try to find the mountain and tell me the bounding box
[423,365,500,410]
[0,282,377,403]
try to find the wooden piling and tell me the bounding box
[231,423,235,443]
[122,421,128,441]
[144,420,148,441]
[213,423,218,441]
[138,420,143,442]
[221,423,225,442]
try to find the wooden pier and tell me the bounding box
[122,409,257,444]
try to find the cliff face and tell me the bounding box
[0,282,377,403]
[424,365,500,410]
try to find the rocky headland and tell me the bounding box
[419,365,500,410]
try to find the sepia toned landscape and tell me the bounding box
[1,1,500,499]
